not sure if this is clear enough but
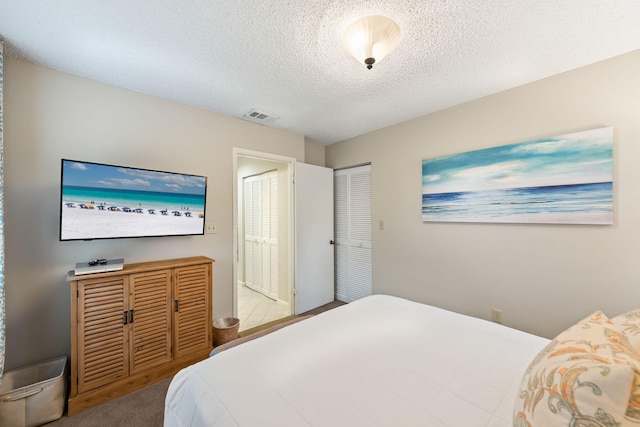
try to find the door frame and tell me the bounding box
[232,148,296,318]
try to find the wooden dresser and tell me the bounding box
[67,256,213,415]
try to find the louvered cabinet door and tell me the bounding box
[129,270,172,374]
[76,276,129,394]
[173,263,212,359]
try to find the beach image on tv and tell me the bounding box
[60,160,207,240]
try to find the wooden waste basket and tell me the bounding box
[212,317,240,346]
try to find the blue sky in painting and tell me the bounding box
[62,160,206,195]
[422,127,613,195]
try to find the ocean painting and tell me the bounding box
[422,127,613,224]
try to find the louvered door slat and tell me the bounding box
[77,277,128,393]
[129,270,172,374]
[83,330,123,346]
[173,264,211,358]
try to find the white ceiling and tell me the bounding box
[1,1,639,145]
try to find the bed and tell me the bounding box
[164,295,549,426]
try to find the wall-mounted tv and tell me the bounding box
[60,159,207,241]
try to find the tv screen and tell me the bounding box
[60,159,207,241]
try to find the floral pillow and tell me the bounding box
[513,311,640,426]
[611,309,640,351]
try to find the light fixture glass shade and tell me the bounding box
[342,15,401,69]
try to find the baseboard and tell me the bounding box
[335,293,348,303]
[277,298,290,310]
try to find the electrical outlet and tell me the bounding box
[206,223,217,234]
[491,308,503,324]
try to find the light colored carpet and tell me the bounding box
[46,377,170,426]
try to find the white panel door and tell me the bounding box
[260,173,271,296]
[294,162,334,315]
[243,178,254,289]
[334,173,349,301]
[251,177,263,293]
[243,172,279,300]
[268,172,279,299]
[334,165,372,302]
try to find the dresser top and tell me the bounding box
[67,256,214,281]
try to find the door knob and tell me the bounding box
[330,240,335,245]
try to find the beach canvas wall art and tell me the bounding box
[421,127,613,225]
[60,160,207,240]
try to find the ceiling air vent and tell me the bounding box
[243,109,279,124]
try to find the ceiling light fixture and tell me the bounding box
[342,15,401,70]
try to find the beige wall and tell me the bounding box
[304,137,326,166]
[3,58,306,370]
[326,50,640,340]
[6,50,638,369]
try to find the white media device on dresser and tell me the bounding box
[66,256,213,415]
[74,258,124,275]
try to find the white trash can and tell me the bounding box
[0,356,68,427]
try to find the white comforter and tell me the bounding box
[164,295,548,426]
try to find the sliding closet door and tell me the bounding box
[334,165,372,302]
[263,171,279,300]
[243,171,278,300]
[244,178,255,291]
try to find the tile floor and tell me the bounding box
[237,284,291,332]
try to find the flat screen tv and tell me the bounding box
[60,159,207,241]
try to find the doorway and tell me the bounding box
[234,150,294,332]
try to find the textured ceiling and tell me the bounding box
[1,1,639,144]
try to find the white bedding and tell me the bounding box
[164,295,548,426]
